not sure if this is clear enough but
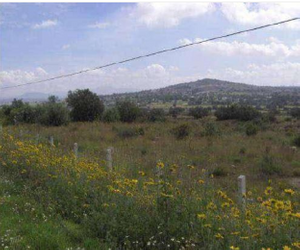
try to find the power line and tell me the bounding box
[1,17,299,90]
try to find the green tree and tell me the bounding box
[103,108,120,123]
[116,100,140,123]
[66,89,104,122]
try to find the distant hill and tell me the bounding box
[101,78,300,109]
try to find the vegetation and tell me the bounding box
[189,107,210,119]
[67,89,104,122]
[116,100,141,123]
[0,129,300,249]
[215,104,260,121]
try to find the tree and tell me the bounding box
[188,107,210,119]
[66,89,104,122]
[116,100,140,123]
[103,108,120,123]
[38,96,70,126]
[169,107,184,118]
[147,108,166,122]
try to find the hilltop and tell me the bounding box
[101,78,300,108]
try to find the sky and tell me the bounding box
[1,2,300,99]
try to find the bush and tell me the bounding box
[171,123,190,140]
[209,166,228,177]
[147,108,166,122]
[260,155,282,176]
[102,108,120,123]
[293,135,300,147]
[169,107,184,118]
[189,107,210,119]
[245,122,258,136]
[202,122,220,137]
[290,108,300,119]
[116,126,145,138]
[215,104,260,121]
[67,89,104,122]
[116,100,140,123]
[38,97,70,126]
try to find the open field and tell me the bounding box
[1,116,300,249]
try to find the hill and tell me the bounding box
[101,78,300,109]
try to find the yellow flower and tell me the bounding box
[157,161,164,169]
[284,189,295,195]
[138,171,145,176]
[198,179,205,185]
[283,246,291,250]
[197,213,206,219]
[215,233,224,239]
[292,242,300,249]
[230,247,239,250]
[264,187,273,196]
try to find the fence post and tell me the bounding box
[106,147,113,172]
[238,175,246,207]
[74,143,78,159]
[49,136,54,146]
[35,134,40,145]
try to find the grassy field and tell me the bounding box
[1,116,300,249]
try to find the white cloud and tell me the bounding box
[62,44,71,50]
[206,62,300,86]
[179,37,300,58]
[131,3,215,28]
[221,3,300,29]
[0,67,48,89]
[32,19,58,29]
[0,64,200,98]
[88,22,110,29]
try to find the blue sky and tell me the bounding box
[1,3,300,98]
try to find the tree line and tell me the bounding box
[1,89,298,127]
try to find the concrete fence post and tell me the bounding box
[49,136,54,146]
[74,143,78,159]
[106,147,113,172]
[35,134,40,145]
[238,175,246,207]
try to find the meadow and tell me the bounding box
[0,116,300,249]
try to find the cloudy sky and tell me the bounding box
[1,2,300,99]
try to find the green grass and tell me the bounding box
[0,173,104,249]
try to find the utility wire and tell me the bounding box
[1,17,299,90]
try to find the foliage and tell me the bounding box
[188,107,210,119]
[171,123,190,139]
[168,107,185,118]
[38,96,70,126]
[291,108,300,119]
[215,104,260,121]
[0,134,299,249]
[245,122,258,136]
[260,154,282,176]
[115,126,145,138]
[67,89,104,122]
[146,108,166,122]
[293,135,300,148]
[116,100,141,123]
[102,108,120,123]
[202,122,220,137]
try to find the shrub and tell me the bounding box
[38,100,70,126]
[171,123,190,140]
[147,108,166,122]
[116,100,140,123]
[102,108,120,123]
[215,104,260,121]
[209,166,228,177]
[169,107,185,118]
[260,155,282,176]
[202,122,220,137]
[293,135,300,147]
[116,126,145,138]
[245,122,258,136]
[67,89,104,122]
[188,107,210,119]
[290,108,300,119]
